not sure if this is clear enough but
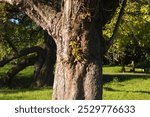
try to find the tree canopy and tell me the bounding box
[104,0,150,67]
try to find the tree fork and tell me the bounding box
[52,0,103,100]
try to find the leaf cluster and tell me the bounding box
[69,41,82,63]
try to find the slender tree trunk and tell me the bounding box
[52,0,103,100]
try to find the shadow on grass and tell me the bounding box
[103,73,150,84]
[1,71,150,89]
[0,75,33,89]
[0,73,53,94]
[104,87,150,94]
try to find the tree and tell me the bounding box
[0,4,56,87]
[104,0,150,71]
[0,0,125,99]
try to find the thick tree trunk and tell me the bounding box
[53,60,103,100]
[33,32,56,87]
[52,0,103,100]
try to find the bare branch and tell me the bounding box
[103,0,127,54]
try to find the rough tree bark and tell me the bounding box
[52,0,103,100]
[52,0,123,99]
[33,31,56,87]
[0,0,124,99]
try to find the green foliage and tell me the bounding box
[103,0,150,65]
[69,40,83,63]
[136,61,150,68]
[0,3,7,23]
[0,4,44,59]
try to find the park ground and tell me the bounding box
[0,65,150,100]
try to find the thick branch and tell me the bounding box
[0,0,60,31]
[4,55,37,84]
[0,46,44,67]
[103,0,127,54]
[102,0,120,26]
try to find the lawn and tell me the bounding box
[103,78,150,100]
[0,88,52,100]
[0,65,150,100]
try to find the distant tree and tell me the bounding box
[104,0,150,71]
[0,4,56,87]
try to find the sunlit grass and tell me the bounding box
[103,78,150,100]
[103,66,128,73]
[18,66,34,77]
[0,87,52,100]
[103,66,144,74]
[0,65,150,100]
[103,66,150,100]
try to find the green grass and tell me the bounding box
[0,65,150,100]
[103,66,123,73]
[0,88,52,100]
[103,78,150,100]
[0,64,34,88]
[103,66,150,100]
[0,64,52,100]
[103,66,145,73]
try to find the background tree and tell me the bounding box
[104,0,150,72]
[0,3,56,87]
